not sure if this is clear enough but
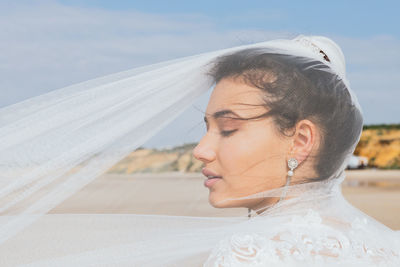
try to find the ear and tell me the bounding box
[288,119,318,165]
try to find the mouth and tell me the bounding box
[202,168,222,179]
[202,168,223,188]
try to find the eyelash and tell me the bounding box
[205,123,237,137]
[220,130,237,137]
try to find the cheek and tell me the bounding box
[218,130,254,166]
[218,124,284,188]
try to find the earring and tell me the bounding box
[287,158,298,176]
[278,157,298,203]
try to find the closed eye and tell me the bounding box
[220,129,237,137]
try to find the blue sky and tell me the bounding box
[0,0,399,148]
[58,0,400,37]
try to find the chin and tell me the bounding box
[208,195,221,208]
[208,193,248,209]
[208,193,229,208]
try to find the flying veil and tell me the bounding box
[0,35,399,266]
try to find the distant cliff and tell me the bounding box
[107,143,202,174]
[354,124,400,169]
[106,124,400,174]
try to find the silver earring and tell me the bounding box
[287,158,298,176]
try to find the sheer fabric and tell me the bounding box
[0,35,399,266]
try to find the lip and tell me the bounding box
[201,168,222,179]
[202,168,223,188]
[204,177,221,188]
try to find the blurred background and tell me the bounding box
[1,0,399,229]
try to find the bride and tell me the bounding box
[0,35,399,266]
[195,37,400,266]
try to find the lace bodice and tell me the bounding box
[204,209,400,267]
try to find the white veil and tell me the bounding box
[0,35,399,266]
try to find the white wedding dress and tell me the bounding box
[0,35,399,266]
[203,179,400,266]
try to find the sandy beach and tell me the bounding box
[51,169,400,230]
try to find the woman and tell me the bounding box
[0,35,398,266]
[193,41,360,212]
[193,37,400,266]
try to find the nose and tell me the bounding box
[192,136,216,164]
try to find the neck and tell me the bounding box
[250,195,293,216]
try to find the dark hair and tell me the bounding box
[207,48,363,182]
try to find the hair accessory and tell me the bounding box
[293,36,331,63]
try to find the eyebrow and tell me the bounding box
[203,109,241,123]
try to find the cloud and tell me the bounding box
[332,35,400,124]
[0,1,398,148]
[0,1,291,108]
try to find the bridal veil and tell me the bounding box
[0,35,399,266]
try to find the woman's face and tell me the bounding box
[193,77,291,210]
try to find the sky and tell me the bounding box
[0,0,399,148]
